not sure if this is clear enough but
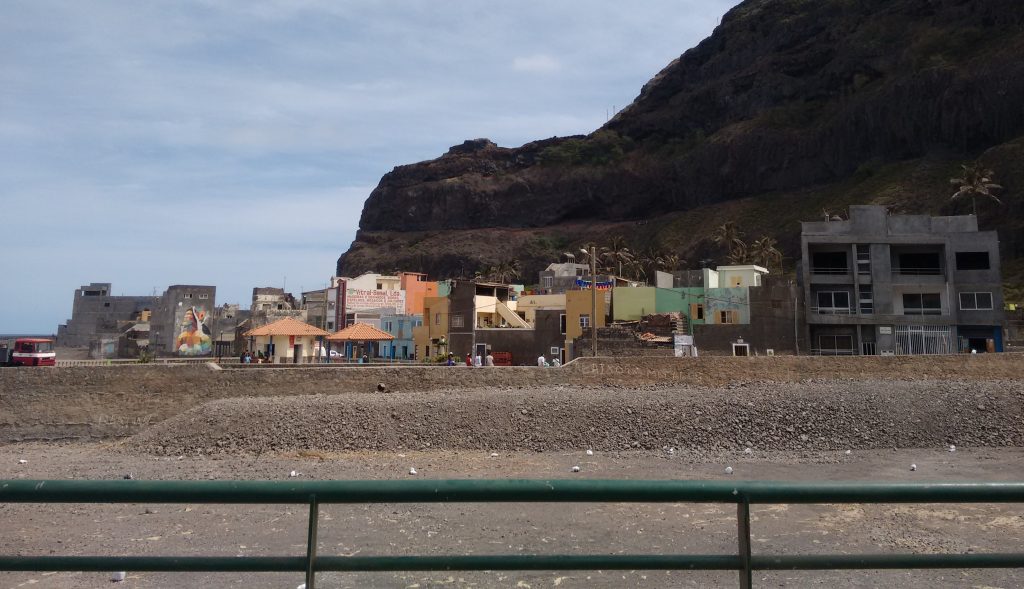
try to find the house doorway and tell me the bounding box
[292,343,301,364]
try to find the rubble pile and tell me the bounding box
[129,379,1024,456]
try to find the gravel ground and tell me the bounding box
[3,378,1023,588]
[128,379,1024,456]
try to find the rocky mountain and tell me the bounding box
[338,0,1024,294]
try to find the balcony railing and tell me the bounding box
[810,267,849,275]
[893,267,943,276]
[810,307,855,315]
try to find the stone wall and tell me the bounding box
[1,354,1021,442]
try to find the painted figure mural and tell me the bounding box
[176,306,212,355]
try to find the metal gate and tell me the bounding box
[894,325,954,355]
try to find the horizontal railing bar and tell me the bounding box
[3,480,1024,504]
[3,553,1022,573]
[0,556,307,572]
[753,553,1024,570]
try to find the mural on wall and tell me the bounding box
[176,306,212,356]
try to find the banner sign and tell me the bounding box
[575,279,613,290]
[345,288,406,313]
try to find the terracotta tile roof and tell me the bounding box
[327,322,395,341]
[243,317,330,337]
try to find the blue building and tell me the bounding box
[380,313,422,360]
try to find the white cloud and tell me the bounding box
[512,54,561,74]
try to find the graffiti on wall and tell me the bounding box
[176,306,212,356]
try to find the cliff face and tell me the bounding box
[339,0,1024,279]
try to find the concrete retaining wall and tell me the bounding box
[1,354,1021,441]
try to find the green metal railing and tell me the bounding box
[2,479,1023,588]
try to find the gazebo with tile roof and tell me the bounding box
[327,322,395,362]
[243,317,330,364]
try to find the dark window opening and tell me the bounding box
[897,253,942,275]
[955,251,990,270]
[812,251,848,274]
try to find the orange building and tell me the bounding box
[399,272,438,315]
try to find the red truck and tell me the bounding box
[1,338,57,367]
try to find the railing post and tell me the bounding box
[306,495,319,589]
[737,496,752,589]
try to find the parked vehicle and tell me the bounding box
[1,338,57,367]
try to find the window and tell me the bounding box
[812,251,848,274]
[434,313,441,325]
[551,347,560,355]
[856,244,871,275]
[541,276,553,288]
[695,304,704,320]
[579,314,590,328]
[719,310,739,324]
[559,314,567,334]
[897,253,941,275]
[184,293,193,299]
[959,292,993,311]
[103,302,110,307]
[955,251,990,270]
[450,314,464,328]
[903,293,942,315]
[199,294,209,299]
[858,285,873,315]
[816,291,851,314]
[818,335,854,355]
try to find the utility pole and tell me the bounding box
[591,246,598,357]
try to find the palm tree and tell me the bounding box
[749,236,783,271]
[486,258,521,284]
[713,222,747,263]
[656,253,682,273]
[951,163,1002,215]
[600,236,633,276]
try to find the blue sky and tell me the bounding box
[0,0,738,334]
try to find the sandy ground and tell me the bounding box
[1,443,1023,589]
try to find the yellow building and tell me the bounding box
[412,295,450,360]
[515,293,566,324]
[242,317,330,364]
[565,289,608,360]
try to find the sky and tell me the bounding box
[0,0,739,334]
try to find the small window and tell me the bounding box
[450,314,464,328]
[719,310,738,324]
[955,251,990,270]
[184,293,192,299]
[903,293,942,315]
[579,314,590,328]
[959,292,993,311]
[104,302,110,307]
[559,314,567,334]
[695,304,704,320]
[816,291,851,313]
[199,294,209,299]
[550,346,560,355]
[434,313,441,325]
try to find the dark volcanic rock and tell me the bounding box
[339,0,1024,277]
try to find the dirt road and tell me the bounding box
[2,443,1022,589]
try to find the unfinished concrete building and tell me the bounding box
[801,205,1005,355]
